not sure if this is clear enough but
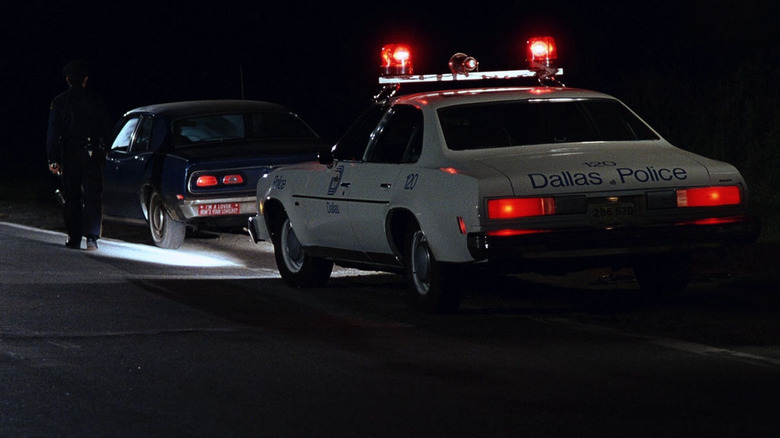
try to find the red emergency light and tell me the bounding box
[380,44,413,76]
[527,36,557,69]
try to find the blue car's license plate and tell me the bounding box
[198,203,240,216]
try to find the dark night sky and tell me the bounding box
[1,0,775,181]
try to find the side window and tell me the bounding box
[131,116,153,153]
[365,105,423,164]
[110,117,140,152]
[333,105,387,161]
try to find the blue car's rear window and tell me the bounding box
[172,111,319,146]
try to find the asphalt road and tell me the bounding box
[1,221,779,437]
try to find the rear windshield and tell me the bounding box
[438,99,659,151]
[172,111,319,146]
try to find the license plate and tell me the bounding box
[589,199,636,226]
[198,203,240,216]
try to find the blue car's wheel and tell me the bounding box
[149,192,186,249]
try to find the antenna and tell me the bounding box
[240,65,245,99]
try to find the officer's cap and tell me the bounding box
[63,59,88,81]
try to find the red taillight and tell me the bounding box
[487,229,550,237]
[457,217,467,235]
[677,186,741,207]
[196,175,218,187]
[222,174,244,185]
[678,217,743,226]
[380,44,413,76]
[488,197,556,219]
[527,36,557,68]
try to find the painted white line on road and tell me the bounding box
[545,317,780,369]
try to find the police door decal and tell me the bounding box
[327,165,345,195]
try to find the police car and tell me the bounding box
[249,37,760,312]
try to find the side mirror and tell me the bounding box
[318,146,335,165]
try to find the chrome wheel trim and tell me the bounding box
[150,197,165,242]
[410,230,431,296]
[281,218,304,273]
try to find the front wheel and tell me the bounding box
[148,192,186,249]
[405,225,463,313]
[272,213,333,287]
[633,253,692,296]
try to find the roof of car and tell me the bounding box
[392,87,615,108]
[124,100,291,118]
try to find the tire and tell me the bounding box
[272,213,333,287]
[404,225,462,313]
[633,253,692,296]
[148,192,186,249]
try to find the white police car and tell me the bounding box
[249,37,760,312]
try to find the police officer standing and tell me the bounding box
[46,60,113,250]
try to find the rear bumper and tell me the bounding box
[467,214,761,261]
[247,214,270,244]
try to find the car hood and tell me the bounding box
[471,141,723,195]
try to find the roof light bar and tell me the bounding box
[378,36,564,85]
[378,68,564,85]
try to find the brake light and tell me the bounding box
[677,186,741,207]
[488,197,556,219]
[196,175,218,187]
[380,44,413,76]
[457,217,467,234]
[440,167,459,175]
[678,217,743,226]
[487,229,550,237]
[527,36,557,68]
[222,174,244,185]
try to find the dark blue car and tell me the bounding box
[104,100,326,249]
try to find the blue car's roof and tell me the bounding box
[125,100,291,118]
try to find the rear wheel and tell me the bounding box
[633,253,691,295]
[148,192,186,249]
[272,213,333,287]
[405,225,462,313]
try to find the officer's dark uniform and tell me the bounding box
[46,60,113,250]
